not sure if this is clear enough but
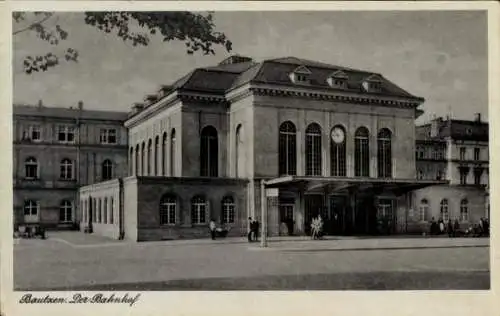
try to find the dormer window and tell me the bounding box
[362,74,383,93]
[289,65,312,84]
[327,70,348,89]
[144,94,158,106]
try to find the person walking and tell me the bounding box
[209,219,217,240]
[254,220,260,242]
[453,218,460,237]
[247,217,253,242]
[447,220,454,238]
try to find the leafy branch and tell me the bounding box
[14,11,233,74]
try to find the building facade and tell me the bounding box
[13,102,129,229]
[79,55,462,241]
[408,115,489,232]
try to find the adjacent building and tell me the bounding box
[78,55,464,241]
[13,102,129,229]
[408,114,489,232]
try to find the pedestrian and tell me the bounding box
[439,218,445,235]
[247,217,253,242]
[209,219,216,240]
[447,220,453,238]
[454,218,460,237]
[254,220,260,242]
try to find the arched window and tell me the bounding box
[460,199,469,222]
[279,121,297,176]
[129,147,134,176]
[305,123,322,176]
[141,142,146,176]
[154,136,159,176]
[355,127,370,177]
[440,199,449,221]
[191,196,207,224]
[377,128,392,178]
[147,139,152,176]
[110,197,114,224]
[419,199,429,222]
[222,196,235,224]
[200,126,219,177]
[97,198,102,223]
[103,197,108,224]
[102,159,113,181]
[135,144,140,175]
[24,200,39,217]
[170,129,176,176]
[160,194,177,225]
[60,158,73,180]
[235,124,244,177]
[162,132,167,176]
[330,125,346,177]
[59,200,73,223]
[25,157,38,179]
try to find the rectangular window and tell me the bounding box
[58,126,75,143]
[22,125,41,141]
[460,169,468,185]
[474,148,480,161]
[474,170,482,185]
[459,147,466,160]
[100,128,117,144]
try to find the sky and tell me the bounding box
[12,11,488,124]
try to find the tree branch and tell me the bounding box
[13,13,54,35]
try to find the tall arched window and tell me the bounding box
[355,127,370,177]
[419,199,429,222]
[135,144,140,175]
[330,125,346,176]
[200,126,219,177]
[147,139,152,176]
[60,158,73,180]
[162,132,167,176]
[160,194,177,225]
[102,159,113,180]
[129,147,134,176]
[377,128,392,178]
[103,197,108,224]
[141,142,146,175]
[222,196,235,224]
[59,200,72,223]
[191,196,207,224]
[154,136,159,176]
[110,197,114,224]
[460,199,469,222]
[25,157,38,179]
[305,123,322,176]
[279,121,297,176]
[440,199,449,221]
[235,124,244,178]
[170,129,176,176]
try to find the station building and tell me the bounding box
[79,55,482,241]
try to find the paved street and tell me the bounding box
[14,232,490,291]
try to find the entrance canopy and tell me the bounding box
[264,176,448,197]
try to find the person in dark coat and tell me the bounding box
[447,220,454,238]
[247,217,253,242]
[454,219,460,236]
[430,217,437,235]
[253,220,260,242]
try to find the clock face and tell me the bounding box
[331,127,345,144]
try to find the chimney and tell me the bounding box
[474,113,481,122]
[78,101,84,110]
[37,99,43,108]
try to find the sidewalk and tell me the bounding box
[41,231,490,250]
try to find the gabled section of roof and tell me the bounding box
[364,74,383,82]
[292,65,312,75]
[329,70,349,79]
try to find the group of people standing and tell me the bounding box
[247,217,260,242]
[429,217,490,237]
[310,214,324,240]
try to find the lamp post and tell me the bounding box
[260,179,268,247]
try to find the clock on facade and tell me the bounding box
[331,127,345,144]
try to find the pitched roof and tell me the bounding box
[416,117,488,142]
[142,55,423,106]
[13,104,129,121]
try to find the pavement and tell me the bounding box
[13,232,490,291]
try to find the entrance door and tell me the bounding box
[377,199,395,235]
[355,196,377,235]
[305,194,324,235]
[279,197,295,236]
[329,195,347,235]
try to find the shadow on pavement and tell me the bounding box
[18,271,490,291]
